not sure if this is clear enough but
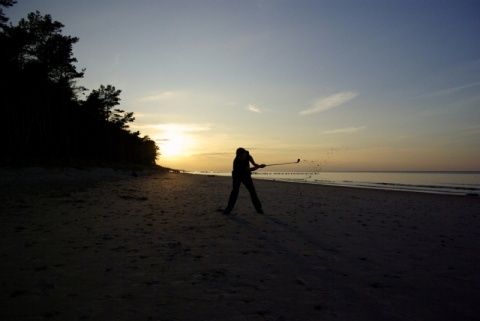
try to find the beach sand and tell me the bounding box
[1,168,479,321]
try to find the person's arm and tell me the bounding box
[247,153,265,171]
[248,153,259,167]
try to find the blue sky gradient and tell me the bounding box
[7,0,480,171]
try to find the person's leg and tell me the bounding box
[242,176,263,213]
[224,177,241,213]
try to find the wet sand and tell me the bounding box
[1,168,479,321]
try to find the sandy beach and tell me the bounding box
[1,168,479,321]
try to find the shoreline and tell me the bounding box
[1,169,480,320]
[4,166,477,196]
[195,171,480,197]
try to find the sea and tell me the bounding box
[192,171,480,196]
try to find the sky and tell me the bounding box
[6,0,480,172]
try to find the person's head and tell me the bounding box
[236,147,247,159]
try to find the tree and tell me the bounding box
[13,11,84,82]
[1,11,85,160]
[84,85,122,122]
[83,84,137,129]
[1,6,159,166]
[0,0,16,29]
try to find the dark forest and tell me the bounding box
[0,1,160,167]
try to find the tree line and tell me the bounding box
[0,1,160,167]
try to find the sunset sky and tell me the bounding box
[7,0,480,172]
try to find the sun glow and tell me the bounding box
[154,124,197,160]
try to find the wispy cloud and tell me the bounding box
[140,91,187,102]
[247,104,262,113]
[131,123,211,134]
[423,81,480,98]
[323,126,367,134]
[152,123,211,133]
[300,92,359,115]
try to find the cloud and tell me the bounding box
[247,104,262,113]
[152,123,211,133]
[131,123,211,136]
[300,92,359,115]
[323,126,367,134]
[423,81,480,98]
[140,91,186,102]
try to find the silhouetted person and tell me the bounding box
[223,147,265,214]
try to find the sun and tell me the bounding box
[156,126,194,159]
[161,134,186,157]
